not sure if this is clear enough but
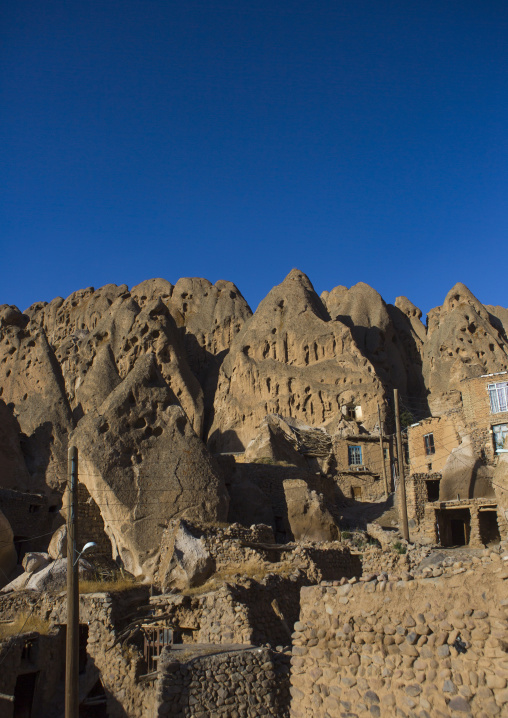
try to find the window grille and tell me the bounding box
[348,445,362,465]
[424,433,435,456]
[488,382,508,413]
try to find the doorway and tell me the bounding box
[13,672,38,718]
[438,508,471,547]
[479,510,501,545]
[351,487,363,501]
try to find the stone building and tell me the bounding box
[405,372,508,546]
[332,434,393,502]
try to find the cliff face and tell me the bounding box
[1,271,506,573]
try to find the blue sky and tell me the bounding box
[2,1,507,316]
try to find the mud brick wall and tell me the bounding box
[334,472,385,503]
[154,645,291,718]
[289,560,508,718]
[407,415,461,476]
[462,374,508,463]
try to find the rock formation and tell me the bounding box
[208,270,386,451]
[72,354,228,577]
[1,270,507,573]
[423,283,508,415]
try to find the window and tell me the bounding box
[493,424,508,453]
[346,406,356,419]
[348,445,362,465]
[488,382,508,413]
[424,433,435,456]
[383,448,388,459]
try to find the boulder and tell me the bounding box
[159,520,215,590]
[22,552,50,574]
[72,354,228,578]
[283,479,339,542]
[1,557,94,593]
[48,524,67,560]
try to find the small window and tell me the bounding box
[29,505,40,514]
[488,382,508,413]
[346,406,356,419]
[348,445,362,465]
[493,424,508,453]
[424,433,435,456]
[383,447,388,459]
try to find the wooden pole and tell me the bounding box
[66,446,79,718]
[394,390,409,542]
[377,403,390,497]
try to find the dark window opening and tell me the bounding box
[14,536,29,563]
[79,624,89,674]
[479,511,501,546]
[426,480,440,502]
[424,433,435,456]
[404,444,410,465]
[29,505,41,514]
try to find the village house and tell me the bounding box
[405,372,508,547]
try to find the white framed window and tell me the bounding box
[488,382,508,413]
[493,424,508,453]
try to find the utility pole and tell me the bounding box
[394,390,409,542]
[66,446,79,718]
[377,403,389,498]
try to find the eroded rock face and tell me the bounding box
[423,283,508,415]
[0,305,73,491]
[208,270,386,451]
[0,400,31,491]
[283,479,339,542]
[72,355,228,578]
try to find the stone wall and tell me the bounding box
[423,498,508,548]
[0,488,59,557]
[153,644,291,718]
[0,630,65,718]
[334,471,386,503]
[76,481,113,556]
[289,551,508,717]
[406,473,441,525]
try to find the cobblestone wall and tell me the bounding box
[153,645,291,718]
[289,551,508,718]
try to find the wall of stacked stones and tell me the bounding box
[0,488,58,555]
[289,566,508,718]
[153,645,291,718]
[406,473,441,525]
[462,375,508,464]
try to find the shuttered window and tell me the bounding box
[424,433,435,455]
